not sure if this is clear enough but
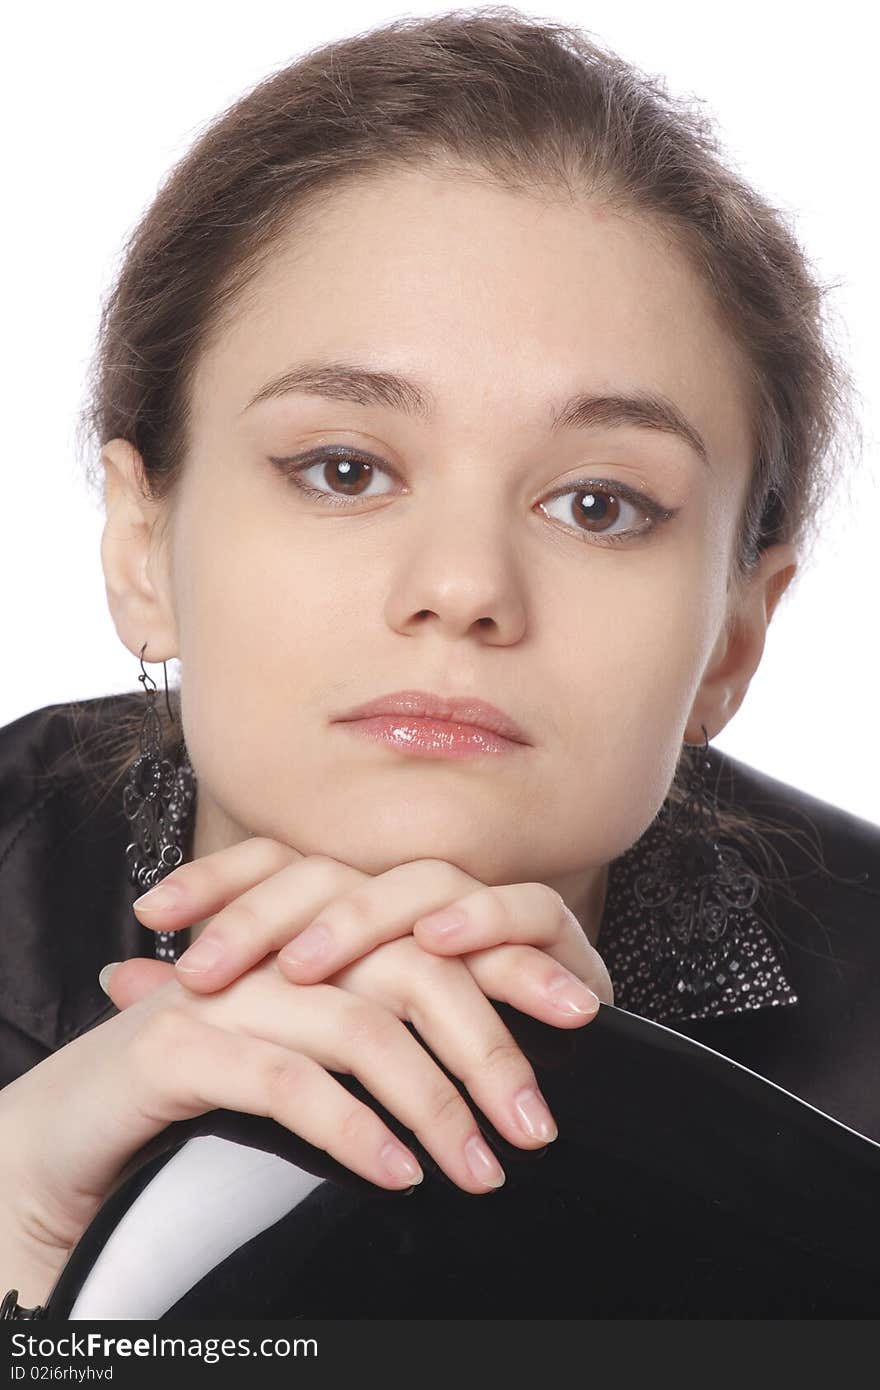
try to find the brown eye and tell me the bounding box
[316,455,373,495]
[572,487,622,532]
[269,447,396,506]
[540,480,669,547]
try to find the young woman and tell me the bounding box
[1,8,876,1315]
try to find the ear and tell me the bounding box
[100,438,179,664]
[685,541,798,744]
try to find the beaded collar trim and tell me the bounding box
[597,808,799,1026]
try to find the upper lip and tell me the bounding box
[333,689,531,744]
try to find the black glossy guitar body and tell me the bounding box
[44,1003,880,1319]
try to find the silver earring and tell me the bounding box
[123,644,196,959]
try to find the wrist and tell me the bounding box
[0,1196,73,1311]
[0,1237,67,1313]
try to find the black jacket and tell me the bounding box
[2,693,880,1142]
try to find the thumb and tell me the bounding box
[99,958,176,1009]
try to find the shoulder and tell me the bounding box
[0,692,144,893]
[0,692,142,812]
[707,746,880,992]
[679,747,880,1140]
[711,747,880,976]
[0,694,148,1080]
[712,747,880,890]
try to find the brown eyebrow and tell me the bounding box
[242,358,711,468]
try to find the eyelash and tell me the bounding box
[268,446,678,548]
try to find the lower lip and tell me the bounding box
[334,716,526,759]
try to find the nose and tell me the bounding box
[387,497,529,642]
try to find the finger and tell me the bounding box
[327,940,561,1153]
[102,958,176,1009]
[170,854,367,992]
[275,857,472,981]
[413,881,604,979]
[127,1010,426,1192]
[198,968,508,1194]
[171,856,467,993]
[460,942,609,1019]
[131,836,305,932]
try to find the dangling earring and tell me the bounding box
[123,643,196,961]
[630,723,762,1008]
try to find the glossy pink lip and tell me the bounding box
[332,689,531,745]
[337,716,523,759]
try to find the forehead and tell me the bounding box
[193,165,754,466]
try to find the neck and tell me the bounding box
[547,859,609,948]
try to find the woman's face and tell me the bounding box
[102,162,796,937]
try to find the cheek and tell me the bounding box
[545,559,719,862]
[173,482,326,664]
[171,497,345,832]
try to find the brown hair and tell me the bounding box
[68,6,862,882]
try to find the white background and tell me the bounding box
[2,1,877,824]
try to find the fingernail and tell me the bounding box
[280,921,331,965]
[545,974,600,1016]
[380,1141,424,1187]
[464,1134,506,1188]
[98,962,120,995]
[513,1086,558,1142]
[133,882,182,912]
[176,935,225,973]
[417,906,468,936]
